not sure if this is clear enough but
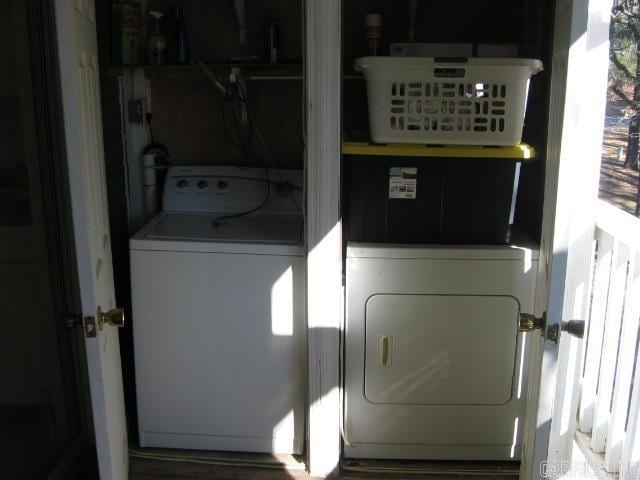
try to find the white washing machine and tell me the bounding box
[130,166,306,454]
[344,240,538,460]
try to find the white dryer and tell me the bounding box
[344,241,538,460]
[130,166,305,454]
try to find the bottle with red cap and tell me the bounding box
[365,13,382,56]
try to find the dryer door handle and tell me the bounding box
[377,335,393,368]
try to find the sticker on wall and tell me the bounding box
[389,167,417,199]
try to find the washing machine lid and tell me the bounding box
[130,212,305,256]
[364,294,520,405]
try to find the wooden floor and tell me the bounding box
[0,405,65,479]
[128,449,520,480]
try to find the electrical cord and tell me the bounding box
[200,69,303,224]
[146,112,154,143]
[229,96,253,169]
[236,83,303,216]
[212,168,270,227]
[220,94,253,169]
[213,84,270,227]
[220,99,243,149]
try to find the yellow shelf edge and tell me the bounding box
[342,141,535,160]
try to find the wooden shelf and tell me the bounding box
[342,141,535,159]
[104,63,303,80]
[103,63,366,80]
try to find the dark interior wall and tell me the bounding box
[146,0,302,62]
[343,0,529,62]
[342,0,555,243]
[146,0,304,168]
[149,76,304,167]
[516,1,555,243]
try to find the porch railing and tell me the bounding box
[577,199,640,479]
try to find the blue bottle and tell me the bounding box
[174,7,190,65]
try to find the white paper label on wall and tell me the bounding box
[389,167,417,199]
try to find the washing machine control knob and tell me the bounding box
[176,179,189,189]
[196,180,208,189]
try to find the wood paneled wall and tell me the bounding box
[151,77,304,167]
[145,0,304,168]
[146,0,302,63]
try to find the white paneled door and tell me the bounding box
[523,1,613,479]
[53,1,128,479]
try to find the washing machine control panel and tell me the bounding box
[163,166,303,215]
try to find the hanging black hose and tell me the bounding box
[213,88,270,227]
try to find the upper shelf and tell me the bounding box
[342,141,536,159]
[103,63,364,80]
[104,63,303,80]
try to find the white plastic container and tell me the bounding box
[355,57,543,145]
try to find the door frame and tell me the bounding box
[42,0,608,476]
[305,0,343,476]
[306,0,613,478]
[27,0,97,474]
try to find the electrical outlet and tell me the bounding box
[128,99,144,124]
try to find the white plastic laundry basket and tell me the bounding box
[355,57,543,145]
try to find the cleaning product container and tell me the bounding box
[355,57,543,145]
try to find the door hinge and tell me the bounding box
[84,316,97,338]
[546,323,560,343]
[60,312,98,338]
[60,312,83,330]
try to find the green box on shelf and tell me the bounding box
[111,0,142,65]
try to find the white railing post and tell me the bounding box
[620,254,640,480]
[579,231,614,433]
[591,239,627,453]
[579,201,640,476]
[605,253,640,472]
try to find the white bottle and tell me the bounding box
[147,11,167,65]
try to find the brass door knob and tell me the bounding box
[98,307,125,330]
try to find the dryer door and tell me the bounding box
[365,294,520,405]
